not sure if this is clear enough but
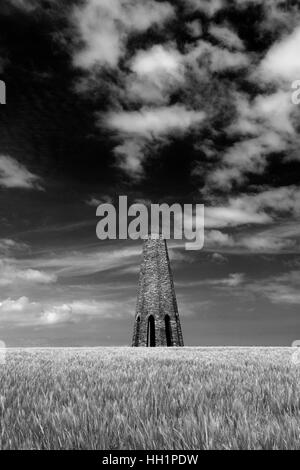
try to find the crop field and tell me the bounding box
[0,347,299,450]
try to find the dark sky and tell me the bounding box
[0,0,300,346]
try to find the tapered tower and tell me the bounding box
[132,235,184,347]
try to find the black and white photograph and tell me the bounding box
[0,0,300,453]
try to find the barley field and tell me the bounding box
[0,347,299,450]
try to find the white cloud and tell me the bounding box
[203,187,300,253]
[86,195,112,206]
[269,287,300,304]
[205,230,234,247]
[72,0,122,69]
[205,203,271,228]
[0,296,133,326]
[119,265,140,275]
[182,0,224,17]
[240,220,300,254]
[126,79,169,105]
[17,269,56,284]
[41,298,134,324]
[248,270,300,305]
[107,105,205,177]
[113,140,145,178]
[267,221,300,240]
[41,304,73,325]
[0,239,28,254]
[7,0,38,11]
[241,134,281,178]
[168,247,194,263]
[209,24,244,50]
[186,20,202,38]
[0,155,42,190]
[120,0,174,32]
[186,186,300,253]
[222,186,300,224]
[0,296,34,313]
[211,253,228,263]
[207,87,296,190]
[254,91,294,134]
[220,273,245,287]
[205,228,297,254]
[0,260,56,286]
[187,41,249,72]
[69,0,300,189]
[0,296,41,324]
[207,131,287,190]
[203,186,300,253]
[201,272,245,287]
[232,186,300,217]
[106,105,205,137]
[72,0,174,69]
[260,26,300,81]
[240,235,296,252]
[86,197,102,207]
[131,44,183,80]
[127,44,185,105]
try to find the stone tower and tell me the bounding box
[132,235,184,347]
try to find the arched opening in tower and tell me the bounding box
[147,315,155,347]
[134,316,140,346]
[165,314,173,346]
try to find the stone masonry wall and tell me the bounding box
[132,235,184,347]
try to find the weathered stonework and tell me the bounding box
[132,235,184,347]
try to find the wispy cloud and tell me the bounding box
[41,298,132,324]
[86,195,112,207]
[187,40,249,73]
[6,0,39,12]
[17,245,142,279]
[178,272,245,288]
[0,155,42,190]
[0,259,56,286]
[0,296,134,326]
[205,226,299,254]
[206,186,300,227]
[201,186,300,253]
[247,270,300,305]
[209,24,245,51]
[0,238,28,254]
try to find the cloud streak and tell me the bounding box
[0,296,134,326]
[0,259,56,286]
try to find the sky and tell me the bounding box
[0,0,300,346]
